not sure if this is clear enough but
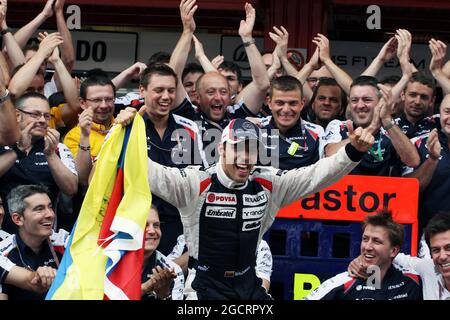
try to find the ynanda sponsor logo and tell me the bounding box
[243,206,266,220]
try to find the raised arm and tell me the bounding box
[275,125,374,208]
[235,3,270,114]
[112,62,147,89]
[429,38,450,95]
[47,44,80,129]
[193,35,217,72]
[361,37,397,77]
[378,84,420,168]
[390,29,414,104]
[313,33,352,95]
[0,67,19,145]
[68,107,94,186]
[169,0,197,109]
[8,32,63,98]
[0,0,25,70]
[13,0,54,48]
[404,129,440,191]
[54,0,75,72]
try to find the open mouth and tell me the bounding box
[211,104,223,114]
[363,253,375,263]
[158,102,171,109]
[40,221,53,228]
[235,163,250,176]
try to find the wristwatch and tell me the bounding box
[0,28,13,36]
[0,89,9,104]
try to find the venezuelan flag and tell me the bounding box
[46,114,151,300]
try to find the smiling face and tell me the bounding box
[360,225,399,273]
[312,85,342,125]
[182,71,203,106]
[402,81,435,123]
[13,193,55,241]
[349,85,380,128]
[218,69,242,98]
[81,85,115,126]
[269,88,304,133]
[430,230,450,282]
[144,208,161,254]
[220,140,258,184]
[140,74,177,120]
[197,73,231,122]
[440,95,450,138]
[17,97,50,139]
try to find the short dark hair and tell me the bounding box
[14,92,48,110]
[310,77,346,107]
[147,51,171,66]
[7,185,50,216]
[182,63,204,83]
[424,211,450,248]
[363,210,404,248]
[379,75,401,86]
[23,43,39,54]
[80,75,116,99]
[351,75,379,89]
[407,72,436,95]
[139,64,178,89]
[218,61,243,84]
[351,75,381,98]
[269,75,303,98]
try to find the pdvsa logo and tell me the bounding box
[206,192,237,205]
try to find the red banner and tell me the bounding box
[277,176,419,255]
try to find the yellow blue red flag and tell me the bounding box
[46,115,151,300]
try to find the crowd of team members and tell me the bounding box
[0,0,449,300]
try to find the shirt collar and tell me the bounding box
[269,117,304,137]
[91,117,114,134]
[14,232,45,257]
[144,112,177,130]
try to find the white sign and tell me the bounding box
[27,30,138,73]
[72,31,138,72]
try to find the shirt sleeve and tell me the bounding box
[255,240,272,282]
[0,255,16,284]
[270,144,361,209]
[172,97,197,120]
[304,272,351,300]
[322,120,345,147]
[57,143,78,176]
[227,100,257,118]
[167,235,187,260]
